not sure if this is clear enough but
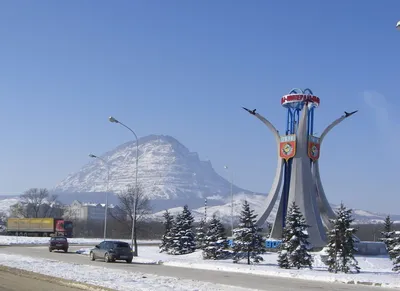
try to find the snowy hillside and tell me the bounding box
[150,193,400,225]
[149,193,280,224]
[0,198,18,216]
[53,135,246,200]
[0,193,399,225]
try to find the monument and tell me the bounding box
[243,88,357,248]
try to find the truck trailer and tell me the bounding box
[6,218,73,237]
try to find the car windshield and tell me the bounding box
[52,237,67,241]
[113,242,130,248]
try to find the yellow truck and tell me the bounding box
[7,218,73,237]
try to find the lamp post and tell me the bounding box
[108,116,139,255]
[223,165,234,237]
[396,20,400,30]
[89,154,110,240]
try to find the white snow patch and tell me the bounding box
[124,246,400,288]
[0,253,249,291]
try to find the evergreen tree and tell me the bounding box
[325,203,360,273]
[277,202,313,269]
[195,218,207,250]
[380,215,395,259]
[159,210,174,253]
[232,200,266,265]
[203,214,229,260]
[168,205,196,255]
[391,231,400,271]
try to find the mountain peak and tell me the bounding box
[53,134,246,200]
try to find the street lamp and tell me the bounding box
[224,165,234,237]
[108,116,139,255]
[397,20,400,30]
[89,154,110,240]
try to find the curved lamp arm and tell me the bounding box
[242,107,280,145]
[320,110,358,143]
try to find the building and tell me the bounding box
[64,200,125,221]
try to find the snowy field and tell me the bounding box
[75,246,400,288]
[0,235,159,246]
[0,253,249,291]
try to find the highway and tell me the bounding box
[0,246,392,291]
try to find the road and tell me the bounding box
[0,267,108,291]
[0,246,391,291]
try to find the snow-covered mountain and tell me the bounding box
[53,135,246,200]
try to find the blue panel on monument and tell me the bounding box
[265,239,282,249]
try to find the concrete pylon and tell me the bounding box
[243,91,357,249]
[286,104,326,247]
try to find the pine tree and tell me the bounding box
[195,218,207,250]
[168,205,196,255]
[277,202,313,269]
[325,203,360,273]
[380,215,395,259]
[203,214,229,260]
[232,200,266,265]
[391,231,400,271]
[159,210,174,253]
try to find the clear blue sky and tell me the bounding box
[0,1,399,213]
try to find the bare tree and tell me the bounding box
[10,188,62,218]
[114,184,151,256]
[0,211,7,222]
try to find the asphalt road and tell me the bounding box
[0,246,392,291]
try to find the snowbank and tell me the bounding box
[0,253,248,291]
[123,246,400,288]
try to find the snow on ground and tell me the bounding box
[0,236,159,246]
[77,246,400,288]
[0,253,249,291]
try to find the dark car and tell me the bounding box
[89,240,133,263]
[49,236,69,252]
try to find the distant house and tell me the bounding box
[64,200,125,221]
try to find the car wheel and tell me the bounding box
[90,252,95,261]
[64,248,68,253]
[104,253,110,263]
[49,248,52,252]
[126,259,132,264]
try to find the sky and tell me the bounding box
[0,1,399,213]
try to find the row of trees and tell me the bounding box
[277,202,360,273]
[159,201,267,264]
[9,188,64,219]
[159,200,363,273]
[380,215,400,271]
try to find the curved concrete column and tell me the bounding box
[314,111,358,226]
[242,108,283,227]
[288,105,326,248]
[256,159,284,227]
[313,160,336,224]
[252,113,284,227]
